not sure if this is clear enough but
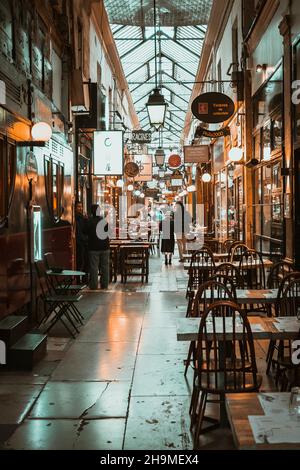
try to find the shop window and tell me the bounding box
[44,157,64,222]
[0,0,14,60]
[294,40,300,142]
[32,16,52,98]
[0,137,16,227]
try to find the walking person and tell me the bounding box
[159,211,175,265]
[85,204,110,290]
[174,201,192,262]
[75,201,88,274]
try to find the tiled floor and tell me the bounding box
[0,253,275,450]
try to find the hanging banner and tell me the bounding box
[133,154,153,182]
[184,145,210,164]
[94,130,124,176]
[195,126,230,139]
[131,130,152,144]
[191,92,235,123]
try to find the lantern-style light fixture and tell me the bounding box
[202,172,212,183]
[155,147,165,167]
[229,146,243,163]
[146,88,167,130]
[31,122,52,142]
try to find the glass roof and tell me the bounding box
[104,1,213,145]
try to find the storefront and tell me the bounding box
[252,65,284,259]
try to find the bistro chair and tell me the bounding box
[266,271,300,375]
[184,281,235,376]
[267,260,294,289]
[190,301,262,448]
[204,239,220,254]
[109,246,118,283]
[35,260,83,338]
[268,276,300,388]
[238,249,266,289]
[120,245,149,283]
[222,238,235,253]
[229,242,248,262]
[186,248,216,316]
[213,262,245,288]
[44,252,87,296]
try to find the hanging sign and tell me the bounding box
[191,92,235,123]
[94,130,123,175]
[168,154,182,168]
[184,145,210,164]
[131,130,152,144]
[124,161,139,178]
[133,154,153,182]
[171,169,183,187]
[196,126,230,139]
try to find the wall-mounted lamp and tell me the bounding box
[202,172,212,183]
[228,146,243,163]
[256,64,267,73]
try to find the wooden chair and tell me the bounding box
[269,277,300,388]
[186,248,216,316]
[109,246,118,283]
[213,262,245,288]
[120,246,149,283]
[190,301,262,448]
[229,242,248,262]
[238,249,266,289]
[222,238,235,253]
[267,260,294,288]
[184,281,235,376]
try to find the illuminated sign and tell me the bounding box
[94,131,124,175]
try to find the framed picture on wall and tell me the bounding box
[284,193,292,219]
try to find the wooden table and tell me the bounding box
[47,270,86,277]
[192,288,279,305]
[176,316,300,342]
[226,393,300,449]
[184,259,273,271]
[184,252,229,262]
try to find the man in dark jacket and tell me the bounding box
[85,204,110,290]
[75,201,88,272]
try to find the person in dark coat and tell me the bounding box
[75,201,88,272]
[159,211,175,265]
[85,204,110,290]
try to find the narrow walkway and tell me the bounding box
[0,254,273,450]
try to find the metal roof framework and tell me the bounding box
[104,0,212,145]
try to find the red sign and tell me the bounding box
[168,154,181,168]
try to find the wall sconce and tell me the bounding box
[256,64,267,73]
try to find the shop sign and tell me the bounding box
[171,169,183,187]
[94,130,124,176]
[191,92,235,124]
[26,151,38,182]
[133,155,153,181]
[168,154,182,168]
[196,126,230,139]
[131,130,152,144]
[125,161,139,177]
[184,145,210,164]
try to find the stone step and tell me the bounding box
[9,333,47,370]
[0,315,28,347]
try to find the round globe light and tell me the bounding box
[140,193,145,199]
[134,190,141,197]
[187,185,196,192]
[127,184,134,191]
[31,122,52,142]
[202,172,212,183]
[229,147,243,163]
[116,179,124,188]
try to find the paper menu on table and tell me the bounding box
[258,393,290,415]
[249,415,300,444]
